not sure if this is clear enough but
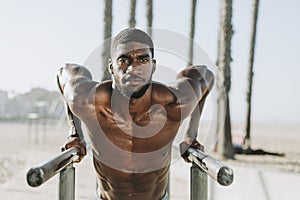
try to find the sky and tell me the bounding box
[0,0,299,123]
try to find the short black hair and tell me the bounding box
[110,28,154,58]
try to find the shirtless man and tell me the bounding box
[57,28,214,200]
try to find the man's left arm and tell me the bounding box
[176,65,214,161]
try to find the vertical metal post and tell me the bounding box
[191,163,207,200]
[166,171,170,197]
[34,118,39,144]
[59,163,75,200]
[27,119,32,143]
[42,117,47,143]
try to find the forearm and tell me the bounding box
[186,91,208,134]
[181,93,208,158]
[62,104,86,162]
[65,102,84,139]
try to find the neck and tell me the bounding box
[114,82,151,101]
[131,84,150,99]
[111,84,152,117]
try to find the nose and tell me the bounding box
[126,61,141,74]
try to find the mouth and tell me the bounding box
[123,75,145,85]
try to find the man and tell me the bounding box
[57,28,214,200]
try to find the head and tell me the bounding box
[109,28,156,99]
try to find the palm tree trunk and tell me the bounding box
[188,0,198,65]
[146,0,153,36]
[216,0,234,159]
[101,0,113,81]
[245,0,260,149]
[129,0,137,28]
[187,0,200,147]
[214,2,222,151]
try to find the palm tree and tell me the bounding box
[101,0,113,81]
[185,0,201,138]
[188,0,198,65]
[129,0,137,28]
[185,0,203,151]
[146,0,153,36]
[216,0,234,159]
[245,0,260,149]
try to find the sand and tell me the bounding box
[0,122,68,185]
[226,122,300,173]
[0,121,299,199]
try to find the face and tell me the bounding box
[109,42,156,98]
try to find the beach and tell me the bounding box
[228,122,300,173]
[0,121,299,199]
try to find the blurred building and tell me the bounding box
[1,88,65,121]
[0,90,9,119]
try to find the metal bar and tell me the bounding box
[180,144,234,186]
[187,148,233,186]
[166,171,170,197]
[191,163,207,200]
[27,147,80,187]
[59,163,76,200]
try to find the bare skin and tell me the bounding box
[57,42,214,200]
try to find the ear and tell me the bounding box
[152,59,156,74]
[108,58,113,74]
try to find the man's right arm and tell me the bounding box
[56,63,95,162]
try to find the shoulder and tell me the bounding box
[151,82,177,106]
[95,80,113,105]
[71,80,112,107]
[67,80,112,120]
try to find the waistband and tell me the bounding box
[95,191,169,200]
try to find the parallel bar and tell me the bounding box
[59,163,76,200]
[166,171,170,197]
[26,147,80,187]
[181,145,234,186]
[191,163,207,200]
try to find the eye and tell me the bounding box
[139,57,149,64]
[118,58,130,65]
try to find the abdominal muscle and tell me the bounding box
[93,157,170,200]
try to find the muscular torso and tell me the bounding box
[73,81,183,200]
